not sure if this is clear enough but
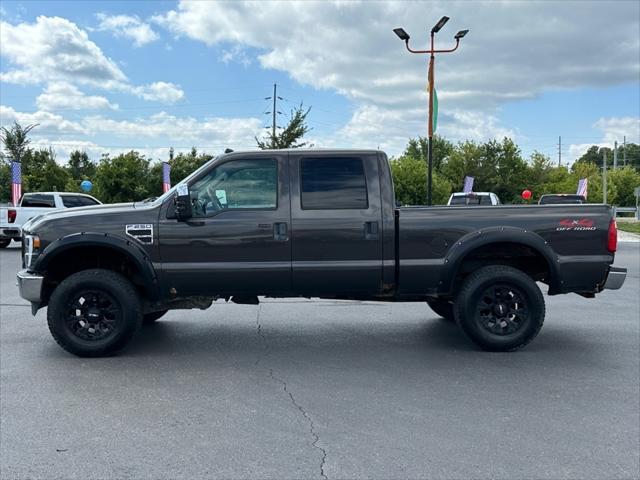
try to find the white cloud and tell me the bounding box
[1,16,182,103]
[96,13,159,47]
[593,117,640,144]
[36,82,118,111]
[154,1,639,150]
[0,105,87,134]
[130,82,184,103]
[0,16,126,87]
[568,116,640,162]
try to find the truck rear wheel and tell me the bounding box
[426,298,454,321]
[454,265,545,352]
[0,239,11,248]
[47,269,143,357]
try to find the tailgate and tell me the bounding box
[0,207,8,225]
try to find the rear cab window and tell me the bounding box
[300,157,368,209]
[21,194,55,208]
[61,195,100,208]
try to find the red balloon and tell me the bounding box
[522,189,532,200]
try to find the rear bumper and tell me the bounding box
[603,266,626,290]
[1,227,21,239]
[17,269,43,303]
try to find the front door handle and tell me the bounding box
[273,222,289,241]
[364,221,379,240]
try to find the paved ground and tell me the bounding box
[1,241,639,480]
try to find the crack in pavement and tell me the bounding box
[255,305,328,480]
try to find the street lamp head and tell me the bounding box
[431,16,449,33]
[393,27,410,41]
[454,29,469,40]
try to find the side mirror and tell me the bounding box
[174,186,192,221]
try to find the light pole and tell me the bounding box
[394,19,468,205]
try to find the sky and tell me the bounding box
[1,0,639,165]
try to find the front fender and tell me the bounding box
[439,226,561,295]
[34,232,160,300]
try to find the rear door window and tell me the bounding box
[300,157,368,210]
[62,195,100,207]
[21,194,55,208]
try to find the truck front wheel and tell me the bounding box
[454,265,545,352]
[47,269,143,357]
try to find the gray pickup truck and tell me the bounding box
[17,149,626,357]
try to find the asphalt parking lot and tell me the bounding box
[1,241,639,480]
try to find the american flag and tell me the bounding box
[463,176,474,193]
[576,178,588,198]
[11,161,21,206]
[162,162,171,193]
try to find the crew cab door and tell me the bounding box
[157,153,291,297]
[289,153,383,295]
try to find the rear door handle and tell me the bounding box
[364,221,379,240]
[273,222,289,241]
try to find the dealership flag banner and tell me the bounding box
[162,162,171,193]
[11,161,21,206]
[463,176,474,193]
[577,178,588,198]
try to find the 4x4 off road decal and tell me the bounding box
[125,224,154,244]
[556,218,596,231]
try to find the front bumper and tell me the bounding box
[17,269,44,303]
[603,266,626,290]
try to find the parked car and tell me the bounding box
[538,194,586,205]
[17,149,625,356]
[0,192,101,248]
[447,192,501,206]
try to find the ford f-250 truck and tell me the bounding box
[17,149,626,357]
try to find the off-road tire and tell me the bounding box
[143,310,168,325]
[47,269,143,357]
[454,265,545,352]
[0,239,11,248]
[426,298,455,321]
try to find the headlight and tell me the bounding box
[24,234,41,269]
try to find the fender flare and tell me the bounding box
[439,226,561,294]
[34,232,160,299]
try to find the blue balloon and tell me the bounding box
[80,180,93,192]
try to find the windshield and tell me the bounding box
[151,156,219,205]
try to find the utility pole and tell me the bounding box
[558,136,562,166]
[623,136,627,166]
[613,140,618,169]
[603,150,607,205]
[265,83,283,143]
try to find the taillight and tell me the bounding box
[8,209,16,223]
[607,219,617,253]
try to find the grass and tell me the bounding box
[617,221,640,235]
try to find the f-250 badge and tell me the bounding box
[556,218,596,231]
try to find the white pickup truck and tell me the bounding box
[0,192,101,248]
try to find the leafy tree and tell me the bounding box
[400,135,454,172]
[147,147,214,197]
[256,104,311,149]
[19,148,70,192]
[94,151,151,203]
[0,163,10,203]
[608,167,640,207]
[390,154,451,205]
[67,150,96,181]
[0,122,37,162]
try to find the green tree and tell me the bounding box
[147,147,214,197]
[401,135,454,172]
[20,148,71,192]
[390,154,451,205]
[94,151,151,203]
[608,166,640,206]
[0,163,10,203]
[0,122,37,162]
[256,104,311,149]
[67,150,96,181]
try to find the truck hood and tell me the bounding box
[23,202,154,234]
